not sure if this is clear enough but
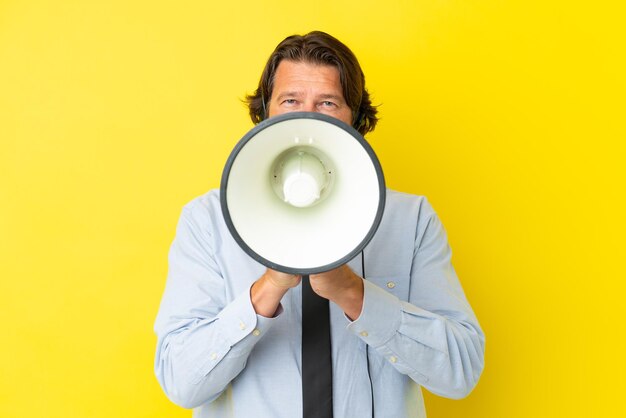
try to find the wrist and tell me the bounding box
[332,274,364,321]
[263,270,300,289]
[250,274,290,318]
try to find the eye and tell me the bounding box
[282,99,297,105]
[321,101,336,107]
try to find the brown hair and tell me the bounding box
[245,31,378,135]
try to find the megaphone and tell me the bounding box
[220,112,385,275]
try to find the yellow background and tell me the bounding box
[1,1,624,417]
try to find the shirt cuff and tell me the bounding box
[217,283,283,356]
[346,279,402,348]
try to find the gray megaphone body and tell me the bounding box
[220,112,385,275]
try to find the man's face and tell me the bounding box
[267,60,353,126]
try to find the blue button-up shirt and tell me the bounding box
[154,189,485,417]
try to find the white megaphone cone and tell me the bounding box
[220,112,385,274]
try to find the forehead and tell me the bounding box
[272,60,343,95]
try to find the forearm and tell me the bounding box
[326,275,363,320]
[250,270,297,317]
[349,280,485,399]
[155,285,277,408]
[155,321,246,408]
[309,265,364,320]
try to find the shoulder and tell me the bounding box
[177,189,224,232]
[384,189,437,223]
[182,189,221,215]
[382,189,446,248]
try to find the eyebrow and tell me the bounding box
[275,91,303,101]
[318,94,345,102]
[275,92,345,102]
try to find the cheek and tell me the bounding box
[267,105,282,118]
[335,108,353,126]
[268,102,298,118]
[317,109,352,126]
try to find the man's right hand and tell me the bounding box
[250,269,301,318]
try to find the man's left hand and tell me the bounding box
[309,265,364,320]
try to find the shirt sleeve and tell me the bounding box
[347,200,486,399]
[153,201,280,409]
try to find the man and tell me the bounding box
[154,31,485,418]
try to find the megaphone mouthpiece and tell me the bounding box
[276,149,330,208]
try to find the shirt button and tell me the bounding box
[239,321,246,330]
[360,331,369,337]
[389,356,397,363]
[386,281,396,289]
[210,353,217,360]
[252,329,261,336]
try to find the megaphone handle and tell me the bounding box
[301,275,334,417]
